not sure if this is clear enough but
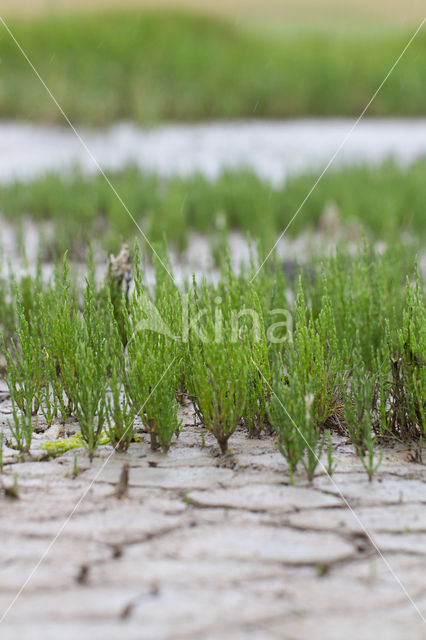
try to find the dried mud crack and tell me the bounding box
[1,407,425,640]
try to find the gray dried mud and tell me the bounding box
[1,400,425,639]
[2,119,426,186]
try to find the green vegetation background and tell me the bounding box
[0,11,425,124]
[1,160,425,256]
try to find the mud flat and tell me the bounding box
[0,398,425,640]
[1,119,426,185]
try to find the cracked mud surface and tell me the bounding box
[1,399,426,639]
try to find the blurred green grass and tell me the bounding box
[0,11,425,124]
[1,159,424,257]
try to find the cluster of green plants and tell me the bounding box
[0,243,424,481]
[1,160,425,257]
[0,11,425,124]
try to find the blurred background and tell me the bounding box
[0,0,425,264]
[2,0,425,27]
